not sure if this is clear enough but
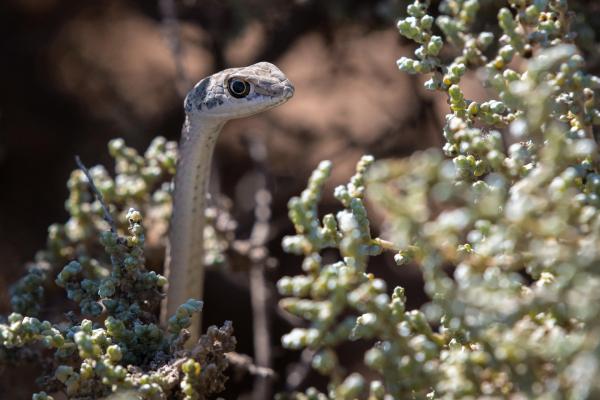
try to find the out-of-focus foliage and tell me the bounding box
[277,0,600,398]
[2,139,236,399]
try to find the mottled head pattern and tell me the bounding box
[184,62,294,120]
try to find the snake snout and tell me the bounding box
[283,84,294,99]
[282,79,295,100]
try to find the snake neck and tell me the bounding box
[162,114,224,343]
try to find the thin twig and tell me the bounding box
[245,137,274,400]
[158,0,189,98]
[285,348,316,392]
[225,351,276,379]
[372,237,400,252]
[75,155,117,233]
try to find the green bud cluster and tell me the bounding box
[2,208,235,398]
[10,137,178,319]
[360,0,600,398]
[203,200,238,267]
[0,313,63,349]
[279,156,432,398]
[168,299,203,334]
[2,136,236,398]
[10,268,45,316]
[398,0,493,94]
[396,0,444,75]
[283,1,600,398]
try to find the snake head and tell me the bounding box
[184,62,294,120]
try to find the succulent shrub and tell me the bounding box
[276,0,600,399]
[2,138,235,399]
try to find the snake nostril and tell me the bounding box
[284,88,293,99]
[283,83,295,99]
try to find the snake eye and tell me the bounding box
[227,78,251,98]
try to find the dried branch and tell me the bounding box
[158,0,189,97]
[246,137,275,400]
[75,155,117,233]
[225,351,276,379]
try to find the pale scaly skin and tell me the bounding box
[162,62,294,344]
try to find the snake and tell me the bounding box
[162,62,294,343]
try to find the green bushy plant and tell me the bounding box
[276,0,600,398]
[2,139,235,399]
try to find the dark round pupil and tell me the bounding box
[231,80,246,94]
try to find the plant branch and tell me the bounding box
[75,155,117,233]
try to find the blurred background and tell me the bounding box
[0,0,447,291]
[0,0,563,397]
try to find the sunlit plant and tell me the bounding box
[277,0,600,398]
